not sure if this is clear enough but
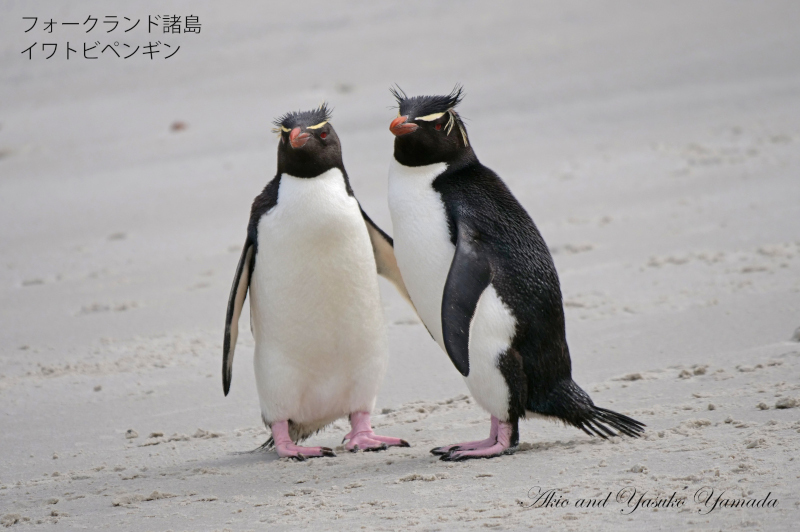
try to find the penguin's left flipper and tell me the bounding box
[441,222,493,377]
[223,240,253,396]
[360,207,414,306]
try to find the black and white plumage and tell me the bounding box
[224,104,409,459]
[387,87,644,460]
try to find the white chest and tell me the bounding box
[250,168,383,344]
[388,159,517,419]
[259,168,363,249]
[248,168,388,424]
[387,159,454,349]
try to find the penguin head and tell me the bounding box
[389,85,472,167]
[273,103,343,178]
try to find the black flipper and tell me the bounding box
[441,222,493,377]
[223,241,253,396]
[360,207,413,305]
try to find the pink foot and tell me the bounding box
[344,412,410,452]
[271,420,335,461]
[439,417,517,461]
[431,417,499,455]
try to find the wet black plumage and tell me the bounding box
[392,87,645,441]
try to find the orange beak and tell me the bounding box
[289,127,311,148]
[390,115,418,136]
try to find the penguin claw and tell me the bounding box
[347,441,389,453]
[440,451,490,462]
[293,453,307,462]
[431,445,459,456]
[439,449,458,462]
[364,443,388,452]
[321,447,336,457]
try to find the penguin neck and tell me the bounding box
[392,145,477,172]
[276,164,354,196]
[277,160,345,179]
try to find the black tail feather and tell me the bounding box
[232,436,275,455]
[593,407,645,437]
[256,436,275,451]
[533,379,646,439]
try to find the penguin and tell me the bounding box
[386,86,644,461]
[223,104,411,460]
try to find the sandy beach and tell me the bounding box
[1,1,799,529]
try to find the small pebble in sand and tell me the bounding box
[745,438,766,449]
[757,402,769,410]
[149,432,164,438]
[708,404,716,410]
[93,385,102,392]
[193,428,222,439]
[1,515,27,527]
[46,498,58,505]
[52,453,58,459]
[693,365,707,375]
[678,369,692,379]
[398,473,448,482]
[125,429,138,439]
[775,397,798,409]
[170,121,187,132]
[792,326,800,342]
[630,464,647,473]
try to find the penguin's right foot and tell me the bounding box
[271,420,336,461]
[436,416,516,461]
[275,442,336,461]
[431,437,497,456]
[439,443,517,461]
[431,415,500,456]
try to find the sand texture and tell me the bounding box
[1,1,799,530]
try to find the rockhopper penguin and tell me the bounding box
[386,87,644,461]
[224,104,410,460]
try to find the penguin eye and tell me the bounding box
[320,132,328,139]
[434,123,442,131]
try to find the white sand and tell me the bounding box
[1,1,799,530]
